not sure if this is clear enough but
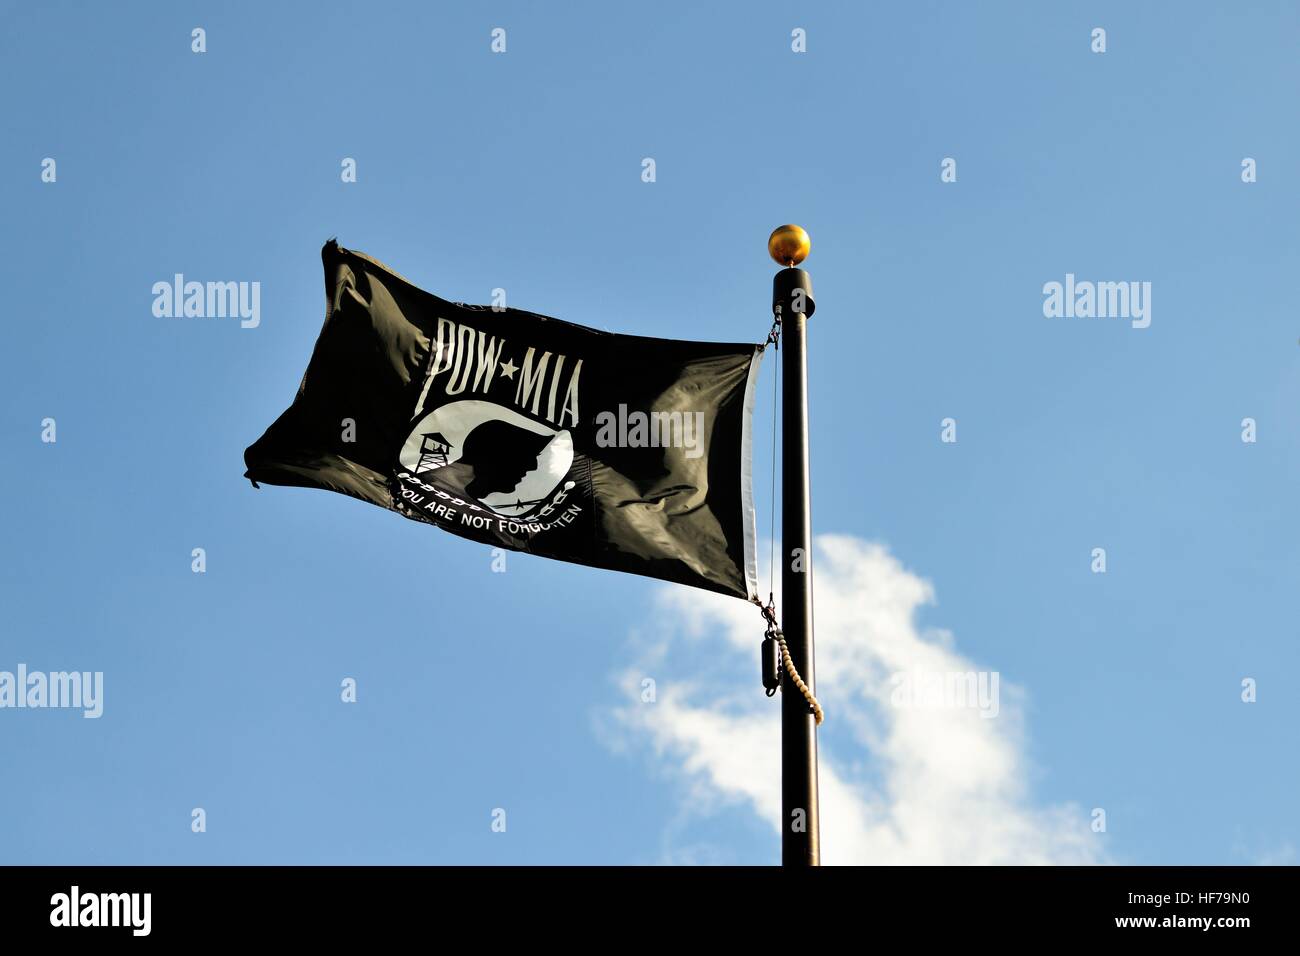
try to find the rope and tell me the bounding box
[752,596,824,726]
[753,313,823,724]
[766,315,780,604]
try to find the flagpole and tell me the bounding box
[769,225,820,866]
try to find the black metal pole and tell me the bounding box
[773,265,820,867]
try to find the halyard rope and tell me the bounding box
[765,316,779,603]
[754,314,823,726]
[753,596,824,725]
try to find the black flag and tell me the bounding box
[244,241,762,599]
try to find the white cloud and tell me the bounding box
[1246,842,1294,866]
[609,534,1106,865]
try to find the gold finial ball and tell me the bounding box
[768,224,811,267]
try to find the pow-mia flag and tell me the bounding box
[244,241,762,599]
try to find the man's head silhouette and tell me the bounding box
[449,419,553,498]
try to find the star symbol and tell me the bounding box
[499,358,518,380]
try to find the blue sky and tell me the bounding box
[2,1,1297,865]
